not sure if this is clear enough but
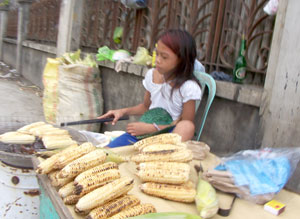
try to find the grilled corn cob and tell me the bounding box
[58,149,106,179]
[42,135,71,141]
[29,124,54,135]
[41,128,69,137]
[74,162,118,185]
[138,161,190,172]
[75,177,134,214]
[109,203,156,219]
[42,135,77,149]
[34,127,70,138]
[86,195,140,219]
[74,169,121,196]
[131,148,193,163]
[36,144,78,174]
[63,194,81,205]
[53,142,96,169]
[32,127,58,137]
[58,181,76,198]
[133,133,182,151]
[47,170,59,181]
[0,131,35,144]
[17,121,46,133]
[140,181,196,203]
[48,170,74,187]
[141,143,186,153]
[137,164,190,184]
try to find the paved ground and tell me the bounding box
[0,62,44,133]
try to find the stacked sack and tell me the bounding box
[36,142,156,218]
[131,133,197,203]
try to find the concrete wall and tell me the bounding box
[2,40,56,88]
[2,39,17,68]
[21,41,56,88]
[260,0,300,193]
[100,67,145,131]
[261,0,300,148]
[199,97,260,155]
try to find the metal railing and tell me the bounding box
[79,0,274,84]
[4,0,275,84]
[27,0,61,45]
[5,8,18,39]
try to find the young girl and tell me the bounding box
[99,29,202,147]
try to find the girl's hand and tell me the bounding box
[126,122,155,136]
[98,109,125,125]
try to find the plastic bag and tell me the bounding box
[132,47,152,66]
[78,130,110,147]
[121,0,147,9]
[195,177,219,218]
[210,71,232,82]
[113,27,123,44]
[96,46,115,62]
[263,0,279,15]
[211,147,300,204]
[112,50,131,61]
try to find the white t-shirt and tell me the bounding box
[142,69,202,121]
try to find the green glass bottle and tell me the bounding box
[232,34,247,83]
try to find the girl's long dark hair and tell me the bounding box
[158,29,198,95]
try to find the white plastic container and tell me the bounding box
[0,162,39,218]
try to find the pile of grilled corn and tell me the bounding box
[132,133,197,203]
[0,121,76,149]
[36,141,156,218]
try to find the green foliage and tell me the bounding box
[59,49,97,67]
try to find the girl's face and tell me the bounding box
[155,40,180,77]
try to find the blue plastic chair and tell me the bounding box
[193,71,216,141]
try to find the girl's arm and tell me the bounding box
[180,100,196,121]
[99,91,151,125]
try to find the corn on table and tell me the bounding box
[32,145,300,219]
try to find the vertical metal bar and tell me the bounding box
[205,0,218,72]
[166,0,173,28]
[210,0,225,72]
[189,0,198,35]
[109,1,118,48]
[132,9,143,51]
[92,0,100,48]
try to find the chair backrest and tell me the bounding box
[193,71,216,141]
